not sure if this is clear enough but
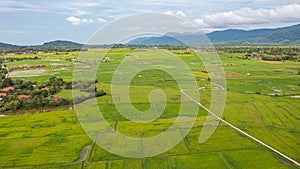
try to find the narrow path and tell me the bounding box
[251,102,268,127]
[263,102,287,129]
[181,89,300,167]
[276,102,300,120]
[114,121,118,131]
[179,129,192,153]
[218,152,234,169]
[81,142,96,169]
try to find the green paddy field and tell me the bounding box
[0,48,299,168]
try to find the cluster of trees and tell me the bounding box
[240,53,299,61]
[0,65,8,81]
[7,64,46,71]
[0,73,106,111]
[261,55,300,61]
[0,76,73,111]
[73,90,106,104]
[217,46,300,56]
[45,76,72,94]
[172,50,193,55]
[0,56,41,63]
[221,46,300,62]
[1,47,81,54]
[72,80,106,104]
[110,44,190,50]
[73,80,96,92]
[2,96,71,111]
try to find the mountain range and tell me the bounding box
[128,23,300,46]
[1,23,299,49]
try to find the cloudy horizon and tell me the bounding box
[1,0,299,45]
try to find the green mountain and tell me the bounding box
[41,40,83,48]
[0,40,83,50]
[0,42,19,49]
[128,24,300,46]
[128,36,185,46]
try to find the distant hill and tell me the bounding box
[243,24,300,45]
[0,42,19,49]
[206,29,278,43]
[41,40,83,48]
[128,24,300,46]
[128,36,184,46]
[0,40,83,50]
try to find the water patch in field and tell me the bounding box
[290,95,300,98]
[76,145,91,162]
[8,69,47,77]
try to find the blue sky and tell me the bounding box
[1,0,299,45]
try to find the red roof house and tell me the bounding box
[17,95,30,99]
[41,87,49,91]
[53,96,61,101]
[1,86,14,92]
[0,93,7,97]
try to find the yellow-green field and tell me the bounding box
[0,48,299,168]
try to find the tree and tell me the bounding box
[5,100,19,111]
[2,78,14,87]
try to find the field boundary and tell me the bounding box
[181,89,300,167]
[218,152,234,169]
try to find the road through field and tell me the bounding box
[180,89,300,167]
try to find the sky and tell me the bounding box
[1,0,300,45]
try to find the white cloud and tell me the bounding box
[176,11,186,17]
[66,16,82,25]
[96,18,106,23]
[194,19,209,28]
[66,16,106,25]
[164,11,174,16]
[81,18,94,24]
[164,10,186,17]
[194,3,300,28]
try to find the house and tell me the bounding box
[17,94,30,99]
[101,57,113,62]
[53,96,61,101]
[256,56,263,61]
[1,86,14,92]
[41,87,49,91]
[0,93,7,97]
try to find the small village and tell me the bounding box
[0,64,72,111]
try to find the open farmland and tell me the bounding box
[0,47,299,168]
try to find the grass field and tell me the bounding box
[0,48,299,168]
